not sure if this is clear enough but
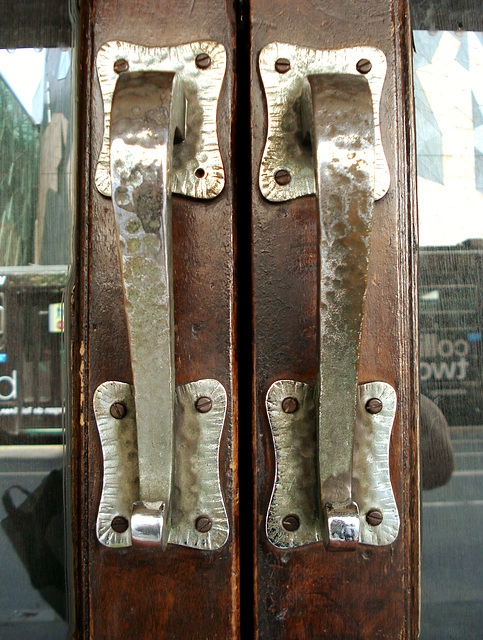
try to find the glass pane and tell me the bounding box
[0,3,75,638]
[414,25,483,639]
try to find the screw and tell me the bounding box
[365,398,383,414]
[282,514,300,531]
[111,515,129,533]
[275,169,292,186]
[195,515,213,533]
[113,58,129,74]
[356,58,372,74]
[195,53,211,69]
[282,397,298,414]
[275,58,291,74]
[110,401,127,419]
[195,396,213,413]
[366,508,383,527]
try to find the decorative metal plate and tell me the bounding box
[96,40,226,199]
[266,380,399,548]
[94,379,229,550]
[353,381,400,546]
[258,43,389,202]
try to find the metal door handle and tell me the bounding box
[260,43,399,550]
[92,41,229,550]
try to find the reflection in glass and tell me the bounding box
[415,29,483,640]
[0,31,73,639]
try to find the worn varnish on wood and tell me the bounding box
[249,0,419,637]
[75,1,238,637]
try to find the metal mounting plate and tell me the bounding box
[96,40,226,199]
[94,379,229,550]
[259,43,389,202]
[265,380,399,548]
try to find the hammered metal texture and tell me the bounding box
[265,381,322,548]
[96,40,226,199]
[266,380,398,548]
[353,381,399,545]
[170,379,229,549]
[312,73,374,513]
[93,379,229,550]
[93,382,138,548]
[258,43,389,202]
[110,72,180,538]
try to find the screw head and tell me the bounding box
[275,57,291,74]
[366,508,383,527]
[275,169,292,186]
[195,53,211,69]
[111,515,129,533]
[110,401,127,420]
[356,58,372,74]
[195,396,213,413]
[282,514,300,531]
[282,397,298,414]
[195,515,213,533]
[365,398,383,414]
[113,58,129,74]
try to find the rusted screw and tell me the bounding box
[195,515,213,533]
[366,508,383,527]
[275,57,291,74]
[195,53,211,69]
[275,169,292,186]
[356,58,372,74]
[195,396,213,413]
[111,515,129,533]
[110,401,127,420]
[282,397,298,414]
[282,514,300,531]
[365,398,383,414]
[113,58,129,74]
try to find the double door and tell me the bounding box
[75,0,418,637]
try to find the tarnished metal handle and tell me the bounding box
[110,70,184,547]
[261,44,399,551]
[93,41,229,552]
[309,73,375,549]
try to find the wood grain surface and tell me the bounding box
[75,1,239,637]
[249,0,420,637]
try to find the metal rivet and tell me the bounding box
[282,514,300,531]
[110,401,127,419]
[113,58,129,74]
[282,397,298,414]
[195,396,212,413]
[356,58,372,74]
[275,57,291,74]
[195,53,211,69]
[366,508,383,527]
[195,167,205,178]
[195,515,213,533]
[365,398,383,414]
[111,515,129,533]
[275,169,292,186]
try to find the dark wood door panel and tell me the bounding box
[76,1,239,637]
[249,0,419,637]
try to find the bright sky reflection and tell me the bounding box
[0,48,45,123]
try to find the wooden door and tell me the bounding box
[75,0,240,638]
[248,1,419,638]
[74,0,419,638]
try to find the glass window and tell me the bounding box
[413,13,483,639]
[0,2,75,637]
